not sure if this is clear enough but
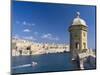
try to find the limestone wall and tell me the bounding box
[12,39,69,56]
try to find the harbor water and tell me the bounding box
[11,52,96,74]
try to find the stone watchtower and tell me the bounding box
[68,12,88,60]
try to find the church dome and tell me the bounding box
[72,12,87,26]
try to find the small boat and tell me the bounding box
[72,58,76,61]
[31,61,37,67]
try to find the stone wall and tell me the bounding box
[12,39,69,56]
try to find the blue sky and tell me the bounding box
[12,1,96,49]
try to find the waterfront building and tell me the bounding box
[12,38,69,56]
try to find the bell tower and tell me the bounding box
[68,12,88,60]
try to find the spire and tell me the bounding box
[76,12,80,18]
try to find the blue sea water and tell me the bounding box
[11,52,96,74]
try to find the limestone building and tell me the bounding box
[12,38,69,56]
[68,12,88,60]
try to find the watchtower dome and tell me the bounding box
[68,12,88,60]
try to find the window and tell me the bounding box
[75,42,79,49]
[26,46,31,50]
[83,32,85,37]
[83,43,86,49]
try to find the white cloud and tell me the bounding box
[41,33,51,38]
[27,23,35,26]
[23,36,37,41]
[16,21,36,26]
[22,21,27,25]
[12,34,37,41]
[23,29,30,32]
[12,34,20,39]
[22,21,35,26]
[31,23,35,26]
[34,32,38,35]
[41,33,59,41]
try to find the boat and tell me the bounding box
[31,61,37,67]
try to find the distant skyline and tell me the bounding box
[12,1,96,49]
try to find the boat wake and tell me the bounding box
[12,61,37,69]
